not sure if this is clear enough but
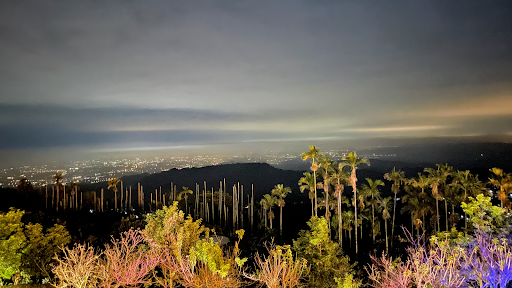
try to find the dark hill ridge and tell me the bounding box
[84,163,307,201]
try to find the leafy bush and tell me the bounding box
[245,242,308,288]
[0,208,70,284]
[293,216,356,288]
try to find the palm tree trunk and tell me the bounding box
[251,184,254,231]
[385,219,388,254]
[338,196,342,249]
[280,206,283,236]
[391,192,397,247]
[219,181,223,225]
[464,191,468,229]
[56,185,59,212]
[264,208,267,228]
[313,169,318,216]
[372,202,375,243]
[311,197,314,216]
[325,184,330,230]
[212,187,215,224]
[444,198,448,231]
[411,214,414,235]
[436,199,440,233]
[352,180,358,255]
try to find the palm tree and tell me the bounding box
[108,178,120,211]
[339,152,369,255]
[452,170,475,228]
[68,182,78,209]
[361,178,384,243]
[301,146,319,216]
[437,164,454,231]
[298,172,316,217]
[318,154,334,226]
[383,168,405,244]
[489,168,512,210]
[341,210,355,247]
[409,173,430,237]
[53,172,64,211]
[260,197,269,228]
[17,178,34,193]
[401,187,421,237]
[271,184,292,236]
[378,197,392,254]
[331,166,350,247]
[178,187,194,215]
[425,168,442,232]
[262,194,277,230]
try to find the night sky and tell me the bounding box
[1,1,511,163]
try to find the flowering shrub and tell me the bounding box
[245,242,308,288]
[52,244,100,288]
[368,229,512,288]
[99,229,162,288]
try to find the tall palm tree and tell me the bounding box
[298,172,316,217]
[361,178,384,243]
[378,197,392,254]
[260,197,269,228]
[408,174,430,237]
[341,210,355,247]
[178,187,194,215]
[425,168,442,232]
[68,182,78,209]
[383,168,405,244]
[488,168,512,210]
[339,152,369,255]
[331,167,350,247]
[401,187,421,237]
[262,194,277,230]
[108,178,120,211]
[436,164,454,231]
[301,146,319,216]
[452,170,476,229]
[53,172,64,211]
[271,184,292,236]
[318,154,334,226]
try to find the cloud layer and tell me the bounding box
[0,0,511,154]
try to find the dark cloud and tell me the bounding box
[0,0,511,158]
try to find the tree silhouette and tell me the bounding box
[271,184,291,236]
[299,172,316,217]
[108,178,120,211]
[361,178,384,244]
[178,187,194,215]
[301,146,319,216]
[383,168,405,245]
[339,152,369,255]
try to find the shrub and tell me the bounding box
[293,216,356,288]
[52,244,100,288]
[245,242,308,288]
[99,229,161,288]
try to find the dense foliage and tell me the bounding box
[0,208,70,285]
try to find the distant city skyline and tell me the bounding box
[0,1,511,165]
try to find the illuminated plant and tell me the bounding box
[99,229,161,288]
[52,244,100,288]
[293,216,355,288]
[245,241,308,288]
